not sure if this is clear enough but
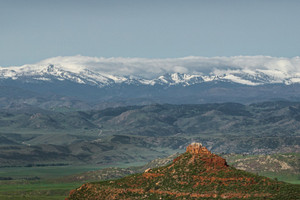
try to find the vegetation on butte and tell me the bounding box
[66,143,300,199]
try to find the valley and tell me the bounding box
[0,101,299,199]
[1,102,300,168]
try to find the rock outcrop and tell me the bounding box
[184,142,228,170]
[186,142,211,154]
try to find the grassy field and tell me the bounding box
[258,172,300,184]
[0,163,149,200]
[0,181,82,200]
[0,165,108,200]
[0,165,104,179]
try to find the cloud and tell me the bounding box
[6,55,300,78]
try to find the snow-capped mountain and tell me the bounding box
[0,64,117,87]
[1,62,300,87]
[1,56,300,109]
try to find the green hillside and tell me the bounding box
[67,143,300,199]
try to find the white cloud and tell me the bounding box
[4,55,300,79]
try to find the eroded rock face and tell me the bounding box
[186,142,211,155]
[185,142,228,170]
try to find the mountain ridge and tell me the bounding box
[1,63,300,87]
[2,58,300,108]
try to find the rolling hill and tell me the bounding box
[1,102,300,167]
[66,143,300,199]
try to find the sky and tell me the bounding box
[1,0,300,67]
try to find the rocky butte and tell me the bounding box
[66,143,300,199]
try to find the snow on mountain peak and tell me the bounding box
[1,56,300,86]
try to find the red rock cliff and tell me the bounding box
[186,142,211,155]
[185,142,228,169]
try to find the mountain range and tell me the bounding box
[2,61,300,87]
[1,56,300,109]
